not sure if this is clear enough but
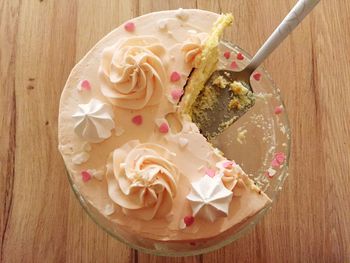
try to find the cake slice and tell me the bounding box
[180,13,234,116]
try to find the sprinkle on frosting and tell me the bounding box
[115,126,125,136]
[274,105,283,114]
[78,80,91,91]
[170,71,181,82]
[72,151,90,165]
[132,115,143,125]
[81,170,92,182]
[237,53,244,60]
[157,19,168,31]
[230,61,238,69]
[59,144,74,155]
[253,72,262,81]
[175,8,189,21]
[159,122,169,134]
[124,22,135,32]
[266,167,276,178]
[204,168,216,178]
[86,169,104,181]
[171,88,184,101]
[222,161,234,169]
[224,51,231,59]
[271,152,286,168]
[184,215,195,227]
[186,175,233,222]
[178,137,188,148]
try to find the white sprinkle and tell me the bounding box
[115,126,125,136]
[154,118,165,127]
[236,128,247,144]
[213,148,222,157]
[120,162,126,169]
[103,204,115,216]
[187,29,197,35]
[280,126,286,134]
[72,152,89,165]
[178,137,188,148]
[175,8,189,21]
[157,19,168,30]
[267,167,276,177]
[59,144,73,155]
[87,169,104,181]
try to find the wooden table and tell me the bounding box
[1,0,349,262]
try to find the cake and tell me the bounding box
[58,9,270,249]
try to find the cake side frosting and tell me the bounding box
[58,9,270,242]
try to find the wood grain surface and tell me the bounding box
[1,0,349,262]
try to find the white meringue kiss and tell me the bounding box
[72,99,115,143]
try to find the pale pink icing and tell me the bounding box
[99,36,166,110]
[106,140,179,220]
[182,32,208,66]
[58,9,270,242]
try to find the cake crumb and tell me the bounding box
[212,75,228,88]
[236,128,247,144]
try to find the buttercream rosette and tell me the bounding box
[181,33,208,67]
[99,36,167,110]
[106,140,179,220]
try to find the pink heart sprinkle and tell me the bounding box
[81,171,91,182]
[222,161,234,169]
[230,61,238,69]
[170,71,181,82]
[274,105,283,114]
[237,53,244,60]
[274,152,286,164]
[132,115,143,125]
[124,22,135,32]
[184,216,195,227]
[253,72,262,81]
[159,122,169,134]
[271,159,280,168]
[205,168,216,178]
[264,171,273,178]
[81,80,91,91]
[171,89,184,101]
[224,51,231,59]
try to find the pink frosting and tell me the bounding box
[99,36,167,110]
[106,141,179,220]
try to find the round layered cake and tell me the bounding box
[58,9,270,247]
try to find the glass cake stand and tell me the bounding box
[67,41,291,256]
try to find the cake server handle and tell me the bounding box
[246,0,320,73]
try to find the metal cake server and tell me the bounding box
[192,0,320,139]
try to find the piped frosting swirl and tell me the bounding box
[99,36,167,110]
[181,33,208,67]
[106,140,179,220]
